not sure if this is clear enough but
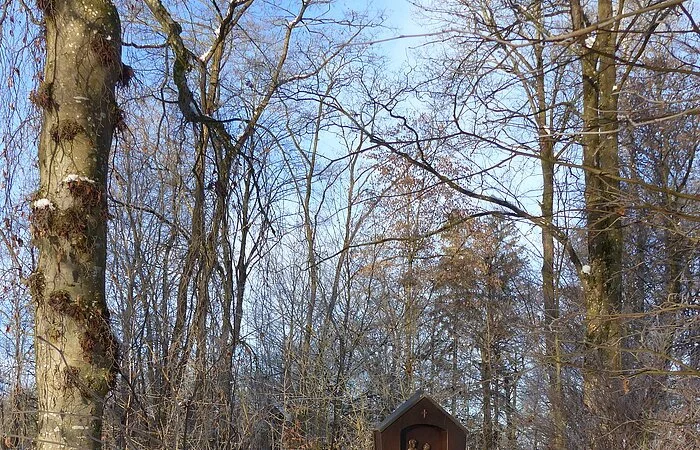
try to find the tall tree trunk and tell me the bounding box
[535,13,566,445]
[540,140,565,449]
[571,0,623,446]
[30,0,121,448]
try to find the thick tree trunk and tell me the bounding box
[571,0,623,446]
[29,0,121,448]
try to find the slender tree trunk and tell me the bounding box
[451,331,458,416]
[540,149,565,449]
[480,343,494,450]
[30,0,121,448]
[328,155,359,448]
[535,42,566,450]
[301,143,319,358]
[505,373,517,448]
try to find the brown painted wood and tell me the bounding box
[374,392,467,450]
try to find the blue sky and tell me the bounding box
[378,0,428,68]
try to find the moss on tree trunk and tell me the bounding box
[30,0,122,448]
[571,0,624,446]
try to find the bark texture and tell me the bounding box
[30,0,121,448]
[571,0,623,446]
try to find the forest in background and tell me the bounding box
[0,0,698,448]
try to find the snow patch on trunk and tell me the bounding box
[32,198,55,210]
[63,174,95,184]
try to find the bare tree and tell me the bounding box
[2,0,698,448]
[351,0,699,447]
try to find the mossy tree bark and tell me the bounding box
[570,0,624,447]
[29,0,122,448]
